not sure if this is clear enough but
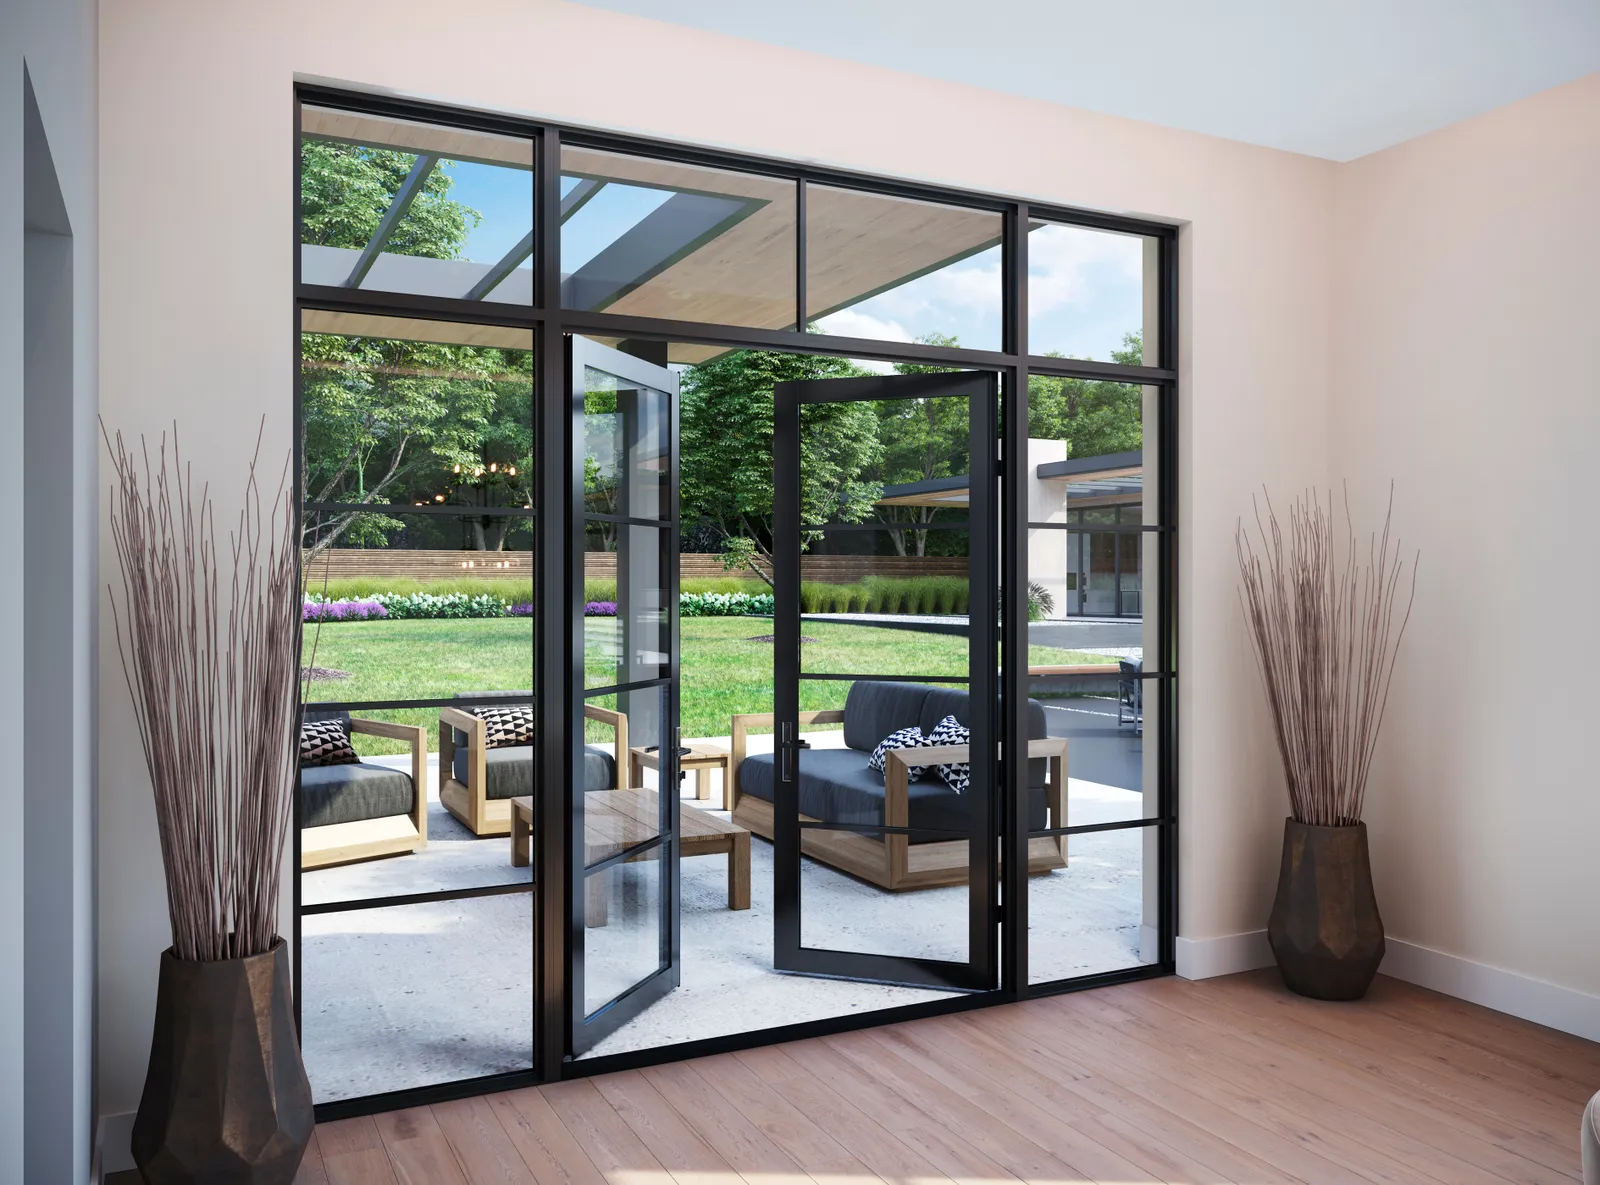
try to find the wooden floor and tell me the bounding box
[294,970,1599,1185]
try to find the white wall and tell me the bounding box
[1331,74,1600,1009]
[1,1,99,1183]
[95,0,1335,1122]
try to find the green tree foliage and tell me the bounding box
[1027,331,1145,458]
[299,139,533,553]
[679,347,882,585]
[874,334,969,556]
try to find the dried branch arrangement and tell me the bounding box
[1236,486,1417,827]
[106,421,301,962]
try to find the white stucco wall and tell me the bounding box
[95,0,1336,1127]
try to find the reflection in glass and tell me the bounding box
[581,687,664,863]
[1028,220,1156,363]
[583,844,664,1015]
[300,106,533,304]
[807,186,1002,350]
[1028,827,1157,984]
[561,146,796,333]
[300,313,533,510]
[300,895,533,1103]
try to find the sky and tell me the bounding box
[435,162,1147,361]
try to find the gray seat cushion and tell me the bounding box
[841,682,935,753]
[453,743,617,798]
[738,748,1048,839]
[300,762,414,828]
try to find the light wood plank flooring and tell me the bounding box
[296,971,1598,1185]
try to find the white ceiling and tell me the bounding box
[572,0,1600,160]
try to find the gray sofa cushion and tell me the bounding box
[841,682,937,753]
[300,762,414,828]
[738,748,1048,839]
[916,685,1050,789]
[452,743,617,798]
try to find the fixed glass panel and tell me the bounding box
[806,187,1002,350]
[300,106,533,304]
[1028,220,1158,364]
[1021,671,1153,827]
[1028,826,1158,984]
[801,834,968,962]
[301,511,533,703]
[300,312,534,510]
[300,895,533,1103]
[561,146,796,330]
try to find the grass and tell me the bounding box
[305,616,1115,755]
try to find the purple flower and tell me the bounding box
[304,599,388,622]
[507,602,535,617]
[583,600,617,617]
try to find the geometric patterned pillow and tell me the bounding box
[468,703,535,749]
[300,718,359,767]
[926,714,971,794]
[868,724,929,782]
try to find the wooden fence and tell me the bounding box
[304,550,968,584]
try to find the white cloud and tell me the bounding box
[1027,224,1144,319]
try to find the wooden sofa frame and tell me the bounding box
[439,702,628,837]
[301,717,428,870]
[729,710,1068,891]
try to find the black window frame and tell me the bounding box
[292,82,1179,1121]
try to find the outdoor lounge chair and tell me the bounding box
[300,710,428,870]
[439,691,629,837]
[729,681,1069,891]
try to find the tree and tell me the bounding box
[1027,331,1145,459]
[299,139,535,554]
[679,347,882,585]
[869,334,970,556]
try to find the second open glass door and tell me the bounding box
[771,370,1000,992]
[570,336,681,1055]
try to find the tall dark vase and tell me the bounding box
[1267,818,1385,1000]
[132,938,313,1185]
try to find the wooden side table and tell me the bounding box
[628,743,732,810]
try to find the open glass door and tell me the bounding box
[569,336,681,1055]
[771,370,1000,991]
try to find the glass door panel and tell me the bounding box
[771,370,998,992]
[570,337,680,1056]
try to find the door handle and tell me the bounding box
[779,722,808,783]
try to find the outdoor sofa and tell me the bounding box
[439,691,629,836]
[729,680,1069,891]
[299,709,428,870]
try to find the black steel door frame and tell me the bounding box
[772,370,1000,993]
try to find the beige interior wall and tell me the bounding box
[1330,72,1600,1000]
[96,0,1336,1115]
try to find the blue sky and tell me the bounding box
[438,164,1147,360]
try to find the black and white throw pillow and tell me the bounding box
[300,719,358,768]
[926,714,971,794]
[868,725,929,782]
[469,703,535,749]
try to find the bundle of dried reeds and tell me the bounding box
[1236,486,1417,827]
[105,422,300,962]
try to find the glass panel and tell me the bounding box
[1028,826,1158,984]
[583,686,665,861]
[583,843,664,1016]
[300,311,534,509]
[807,186,1002,350]
[1021,672,1152,827]
[561,146,797,329]
[300,106,533,304]
[300,896,533,1103]
[1027,220,1158,364]
[583,354,670,521]
[301,511,533,703]
[800,831,968,962]
[584,526,667,690]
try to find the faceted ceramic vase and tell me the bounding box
[1267,818,1385,1001]
[131,938,313,1185]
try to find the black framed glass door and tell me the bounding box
[569,336,681,1054]
[771,370,1000,992]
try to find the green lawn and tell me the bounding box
[305,617,1114,754]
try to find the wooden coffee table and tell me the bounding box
[509,790,750,925]
[628,743,732,810]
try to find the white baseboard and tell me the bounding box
[1175,929,1274,980]
[1381,938,1600,1044]
[1173,929,1600,1044]
[95,1111,134,1181]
